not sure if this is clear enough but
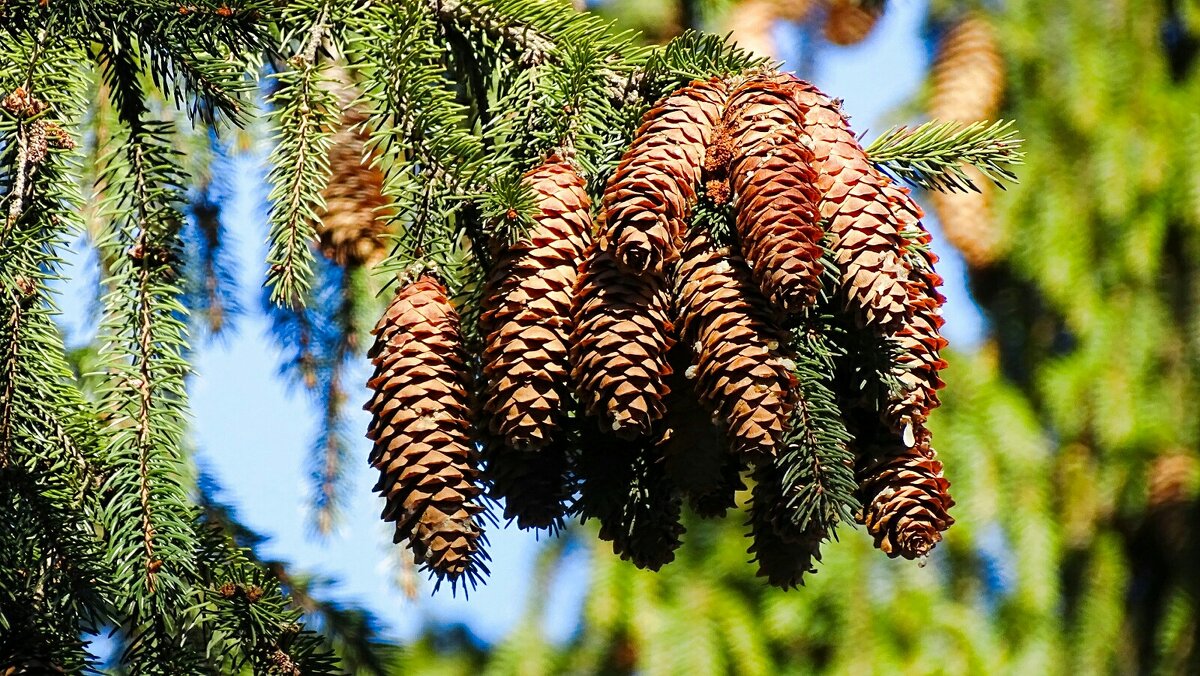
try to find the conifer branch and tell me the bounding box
[0,35,115,668]
[347,0,485,274]
[426,0,641,99]
[867,119,1024,193]
[94,115,199,624]
[779,325,859,534]
[264,10,338,308]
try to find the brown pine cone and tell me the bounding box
[879,181,948,433]
[929,13,1006,268]
[1148,453,1200,510]
[722,76,826,312]
[364,276,487,586]
[785,78,913,328]
[748,464,824,588]
[480,158,591,450]
[600,80,727,277]
[823,0,882,46]
[930,13,1005,123]
[570,242,675,438]
[482,434,574,533]
[661,344,745,517]
[724,0,779,59]
[856,426,954,559]
[317,84,393,267]
[675,228,797,460]
[574,430,685,571]
[771,0,817,22]
[929,168,1002,269]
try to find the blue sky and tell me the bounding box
[60,0,986,649]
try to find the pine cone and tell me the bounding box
[929,13,1006,268]
[748,465,824,588]
[317,97,393,267]
[725,0,779,59]
[365,276,487,586]
[723,76,825,312]
[823,0,882,46]
[930,13,1005,123]
[770,0,817,22]
[785,78,912,328]
[661,344,745,517]
[1147,452,1199,510]
[481,158,591,450]
[482,435,573,533]
[856,427,954,559]
[600,80,727,277]
[879,181,948,432]
[929,170,1002,268]
[575,431,684,571]
[570,242,675,438]
[675,228,797,460]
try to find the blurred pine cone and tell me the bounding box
[365,276,487,586]
[316,69,393,267]
[928,13,1006,268]
[725,0,779,59]
[823,0,882,46]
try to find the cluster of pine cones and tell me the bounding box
[364,71,954,591]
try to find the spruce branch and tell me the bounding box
[347,0,486,275]
[778,325,859,535]
[263,27,338,308]
[867,119,1024,193]
[93,118,201,655]
[0,35,115,668]
[426,0,642,100]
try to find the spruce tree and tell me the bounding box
[0,0,1020,671]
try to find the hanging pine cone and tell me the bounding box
[574,431,685,571]
[570,242,675,438]
[785,78,913,328]
[316,70,393,267]
[823,0,882,46]
[481,158,591,450]
[930,13,1005,123]
[723,76,826,312]
[482,434,574,533]
[661,344,745,517]
[879,181,948,434]
[724,0,779,59]
[675,227,797,461]
[365,275,488,587]
[770,0,817,22]
[928,170,1002,269]
[856,426,954,559]
[599,80,727,277]
[928,13,1006,268]
[748,465,824,588]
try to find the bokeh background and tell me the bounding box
[63,0,1200,672]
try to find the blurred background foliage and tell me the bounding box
[66,0,1200,672]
